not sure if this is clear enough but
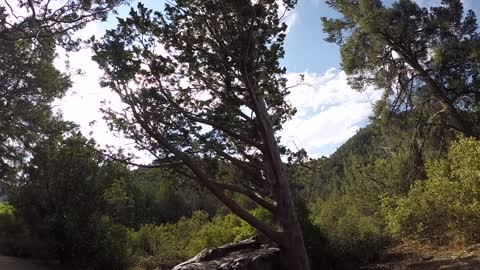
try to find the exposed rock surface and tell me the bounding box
[172,237,283,270]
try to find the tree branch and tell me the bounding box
[211,180,277,213]
[122,84,281,243]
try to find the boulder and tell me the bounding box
[171,237,283,270]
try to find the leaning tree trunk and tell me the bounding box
[256,96,312,270]
[275,176,312,270]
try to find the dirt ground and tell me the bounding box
[363,243,480,270]
[0,256,62,270]
[2,244,480,270]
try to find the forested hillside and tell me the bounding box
[0,0,479,270]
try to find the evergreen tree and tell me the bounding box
[322,0,480,138]
[0,0,125,188]
[14,132,130,269]
[93,0,311,268]
[1,0,124,48]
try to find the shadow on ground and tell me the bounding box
[363,243,480,270]
[0,256,63,270]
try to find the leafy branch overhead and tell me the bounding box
[1,0,125,49]
[0,0,124,187]
[322,0,480,137]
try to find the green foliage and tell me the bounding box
[128,209,272,270]
[294,123,420,262]
[187,208,272,255]
[103,178,135,224]
[128,211,210,268]
[0,202,13,215]
[126,168,220,228]
[90,215,131,270]
[0,35,71,184]
[0,0,125,186]
[383,137,480,243]
[293,198,341,270]
[311,191,387,261]
[290,125,382,201]
[323,0,480,137]
[10,133,131,269]
[0,203,18,255]
[0,0,124,48]
[0,203,52,258]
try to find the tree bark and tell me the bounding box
[131,85,312,270]
[254,96,312,270]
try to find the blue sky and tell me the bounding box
[284,0,341,73]
[53,0,480,160]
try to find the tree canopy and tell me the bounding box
[322,0,480,138]
[2,1,480,270]
[0,0,124,188]
[1,0,125,49]
[93,0,311,269]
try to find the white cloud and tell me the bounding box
[413,0,441,7]
[413,0,471,9]
[281,69,382,157]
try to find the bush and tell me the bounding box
[128,223,190,268]
[185,209,268,255]
[0,203,18,255]
[0,205,52,258]
[311,192,387,262]
[0,202,13,215]
[382,137,480,243]
[89,215,131,270]
[128,209,273,270]
[128,211,212,269]
[0,203,131,269]
[0,203,48,258]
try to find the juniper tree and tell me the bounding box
[93,0,311,269]
[1,0,125,49]
[0,0,125,186]
[322,0,480,138]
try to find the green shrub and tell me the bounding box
[128,209,273,270]
[128,223,188,268]
[128,211,211,269]
[382,137,480,243]
[0,203,53,258]
[89,215,131,270]
[184,207,272,256]
[310,188,388,262]
[0,202,13,215]
[0,203,17,255]
[1,205,130,269]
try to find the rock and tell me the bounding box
[172,237,283,270]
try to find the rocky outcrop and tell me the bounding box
[171,237,283,270]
